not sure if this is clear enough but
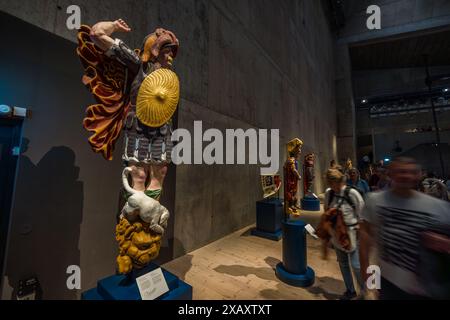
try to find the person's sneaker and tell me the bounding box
[339,290,357,300]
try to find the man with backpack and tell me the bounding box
[320,168,365,300]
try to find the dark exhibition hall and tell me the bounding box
[0,0,449,307]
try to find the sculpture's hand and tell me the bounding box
[90,19,131,51]
[114,19,132,33]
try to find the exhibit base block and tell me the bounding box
[81,263,192,300]
[275,219,315,287]
[251,228,282,241]
[251,198,283,241]
[301,195,321,211]
[275,263,315,287]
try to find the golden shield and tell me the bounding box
[136,68,180,127]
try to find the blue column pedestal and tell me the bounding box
[301,196,321,211]
[275,220,315,287]
[251,198,283,241]
[81,263,192,300]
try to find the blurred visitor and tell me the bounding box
[343,158,353,179]
[359,155,372,181]
[375,166,391,191]
[320,169,365,300]
[420,172,449,201]
[368,165,381,191]
[329,160,344,174]
[330,159,337,169]
[365,163,374,182]
[359,157,450,300]
[347,168,370,197]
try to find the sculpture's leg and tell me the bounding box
[147,163,168,198]
[128,164,148,192]
[293,197,302,213]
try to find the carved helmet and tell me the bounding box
[286,138,303,157]
[140,28,179,63]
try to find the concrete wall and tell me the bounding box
[0,5,177,300]
[335,45,357,164]
[0,0,338,298]
[374,130,450,177]
[374,130,450,160]
[353,66,450,99]
[0,12,125,299]
[339,0,450,42]
[353,66,450,143]
[334,0,450,165]
[356,108,450,136]
[172,0,337,256]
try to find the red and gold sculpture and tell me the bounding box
[283,138,303,217]
[76,19,180,274]
[303,153,316,196]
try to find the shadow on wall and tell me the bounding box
[5,139,82,300]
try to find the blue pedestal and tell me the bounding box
[81,263,192,300]
[251,228,282,241]
[251,198,283,241]
[275,220,315,287]
[301,196,321,211]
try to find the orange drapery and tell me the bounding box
[76,25,131,161]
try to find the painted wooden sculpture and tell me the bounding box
[283,138,303,217]
[303,153,316,197]
[77,19,180,274]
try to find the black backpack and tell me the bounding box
[327,186,361,227]
[327,186,357,210]
[327,187,360,231]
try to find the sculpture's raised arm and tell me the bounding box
[90,19,131,51]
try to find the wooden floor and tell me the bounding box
[163,209,350,300]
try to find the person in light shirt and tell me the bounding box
[359,157,450,299]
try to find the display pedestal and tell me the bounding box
[81,263,192,300]
[251,198,283,241]
[301,195,320,211]
[276,220,315,287]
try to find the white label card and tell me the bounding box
[305,224,319,239]
[136,268,169,300]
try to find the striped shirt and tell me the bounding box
[361,190,450,295]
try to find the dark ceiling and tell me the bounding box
[350,28,450,70]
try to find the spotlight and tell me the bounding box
[361,99,368,104]
[443,88,449,93]
[0,104,12,117]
